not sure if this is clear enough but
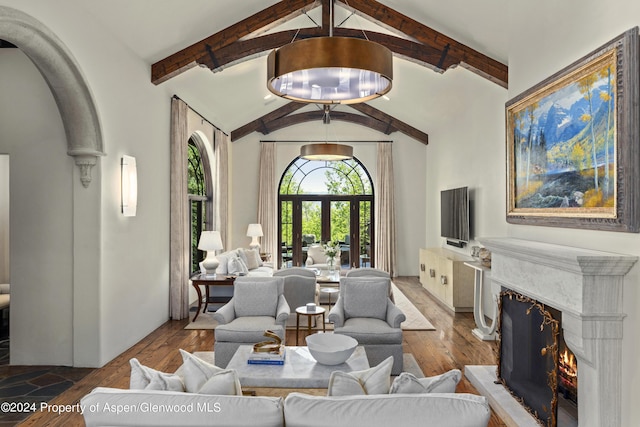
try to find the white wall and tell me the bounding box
[506,2,640,425]
[0,1,174,366]
[230,120,427,276]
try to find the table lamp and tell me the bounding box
[198,230,223,275]
[247,223,263,251]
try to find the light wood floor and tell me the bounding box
[18,276,506,426]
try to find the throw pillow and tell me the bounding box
[129,358,184,391]
[244,248,262,270]
[327,356,393,396]
[227,255,249,275]
[389,369,462,394]
[178,349,242,395]
[236,248,249,268]
[215,252,230,275]
[343,277,390,321]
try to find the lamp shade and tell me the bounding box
[246,223,264,237]
[300,143,353,161]
[267,37,392,104]
[197,230,223,251]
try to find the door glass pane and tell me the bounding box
[281,201,293,268]
[359,201,372,268]
[331,200,350,269]
[301,201,321,265]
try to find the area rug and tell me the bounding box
[185,282,435,331]
[193,351,424,379]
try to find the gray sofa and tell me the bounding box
[81,387,491,427]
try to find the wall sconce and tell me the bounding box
[121,155,137,216]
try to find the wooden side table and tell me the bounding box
[295,306,326,345]
[190,274,236,321]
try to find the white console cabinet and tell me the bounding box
[419,248,474,312]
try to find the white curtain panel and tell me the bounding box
[214,128,229,248]
[169,97,190,320]
[257,142,278,262]
[375,142,398,277]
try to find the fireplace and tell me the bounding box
[497,290,578,427]
[465,238,637,427]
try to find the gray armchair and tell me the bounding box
[212,277,289,368]
[273,267,317,278]
[328,277,405,375]
[345,268,394,302]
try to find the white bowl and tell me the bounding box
[305,333,358,365]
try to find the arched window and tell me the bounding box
[278,157,374,270]
[188,137,209,273]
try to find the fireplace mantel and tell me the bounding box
[470,238,637,427]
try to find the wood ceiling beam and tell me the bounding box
[349,103,429,145]
[151,0,320,85]
[338,0,508,88]
[231,102,429,145]
[231,102,307,141]
[200,27,445,73]
[250,110,395,136]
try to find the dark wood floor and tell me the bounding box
[18,276,506,426]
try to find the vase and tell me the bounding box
[326,256,335,271]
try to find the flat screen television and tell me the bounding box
[440,186,470,247]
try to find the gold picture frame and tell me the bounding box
[506,28,639,232]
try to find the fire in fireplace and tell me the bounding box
[497,290,578,427]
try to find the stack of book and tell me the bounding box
[247,345,286,365]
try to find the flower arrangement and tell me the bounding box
[322,240,341,259]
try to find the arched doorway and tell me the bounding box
[278,157,374,269]
[0,6,104,366]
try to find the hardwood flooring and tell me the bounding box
[17,276,506,426]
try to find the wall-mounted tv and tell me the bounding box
[440,186,470,248]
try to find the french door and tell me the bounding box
[279,195,373,269]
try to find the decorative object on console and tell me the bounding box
[121,155,137,217]
[506,28,639,232]
[246,223,263,251]
[266,0,392,105]
[197,230,223,275]
[478,248,491,268]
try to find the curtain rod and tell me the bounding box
[172,95,229,137]
[260,140,393,143]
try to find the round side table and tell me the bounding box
[295,306,326,345]
[319,287,339,306]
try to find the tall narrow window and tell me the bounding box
[188,138,208,274]
[278,157,374,269]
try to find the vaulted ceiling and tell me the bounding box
[67,0,509,144]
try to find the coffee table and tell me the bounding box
[226,345,369,388]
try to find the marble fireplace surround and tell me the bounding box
[466,238,637,427]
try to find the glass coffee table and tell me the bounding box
[226,344,369,388]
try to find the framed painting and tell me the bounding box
[506,27,639,232]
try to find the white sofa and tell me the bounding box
[214,248,273,277]
[81,387,491,427]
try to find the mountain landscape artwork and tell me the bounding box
[508,50,616,217]
[506,28,639,232]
